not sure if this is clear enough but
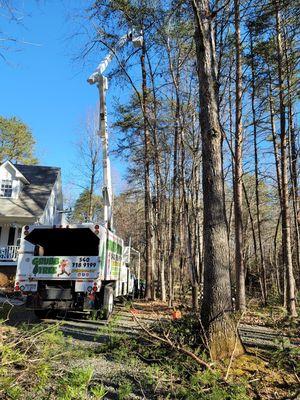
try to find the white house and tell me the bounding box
[0,160,64,276]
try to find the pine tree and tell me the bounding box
[0,116,38,165]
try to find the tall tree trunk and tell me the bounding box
[160,243,166,302]
[181,128,200,311]
[283,35,300,273]
[168,104,179,306]
[287,99,300,273]
[146,51,165,300]
[141,36,153,300]
[275,3,297,317]
[268,79,282,202]
[228,62,234,275]
[234,0,246,311]
[192,0,244,359]
[249,30,267,304]
[167,36,181,307]
[268,80,284,302]
[274,213,283,296]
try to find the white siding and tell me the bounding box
[40,172,64,225]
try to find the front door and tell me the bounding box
[7,227,16,246]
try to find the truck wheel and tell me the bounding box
[103,285,114,319]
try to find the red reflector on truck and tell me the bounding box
[92,282,98,292]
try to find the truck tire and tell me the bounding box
[102,285,114,319]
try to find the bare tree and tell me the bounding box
[274,1,298,317]
[192,0,244,359]
[233,0,246,312]
[0,1,40,61]
[72,108,102,222]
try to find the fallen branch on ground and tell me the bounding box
[130,310,213,371]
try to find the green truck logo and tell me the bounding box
[32,257,60,275]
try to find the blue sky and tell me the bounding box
[0,0,129,201]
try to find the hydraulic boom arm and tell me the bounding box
[87,31,142,230]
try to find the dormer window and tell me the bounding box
[0,161,30,199]
[0,179,13,197]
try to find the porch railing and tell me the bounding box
[0,246,20,261]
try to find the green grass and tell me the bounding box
[0,322,96,399]
[1,307,299,400]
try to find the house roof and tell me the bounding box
[0,164,60,220]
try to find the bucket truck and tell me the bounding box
[14,31,142,318]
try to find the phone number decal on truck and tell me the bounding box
[30,256,99,279]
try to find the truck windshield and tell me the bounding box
[25,228,99,256]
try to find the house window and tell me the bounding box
[0,180,13,197]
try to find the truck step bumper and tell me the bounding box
[26,295,74,310]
